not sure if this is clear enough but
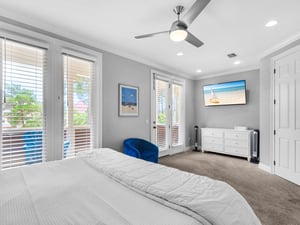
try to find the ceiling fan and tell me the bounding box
[134,0,211,48]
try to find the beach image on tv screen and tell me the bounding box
[203,80,246,106]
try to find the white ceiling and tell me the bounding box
[0,0,300,79]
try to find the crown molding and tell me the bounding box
[0,9,194,80]
[1,8,299,81]
[194,65,260,80]
[260,32,300,59]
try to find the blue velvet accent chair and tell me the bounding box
[23,130,70,164]
[123,138,159,163]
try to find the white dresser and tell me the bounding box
[201,128,252,161]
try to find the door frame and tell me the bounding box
[271,44,300,175]
[150,69,185,157]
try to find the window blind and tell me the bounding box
[171,83,184,146]
[1,39,47,169]
[63,54,95,158]
[155,78,169,150]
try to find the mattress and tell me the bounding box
[0,148,261,225]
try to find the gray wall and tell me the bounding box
[185,79,196,147]
[259,40,300,166]
[102,51,195,151]
[195,70,260,134]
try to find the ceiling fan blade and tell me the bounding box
[135,31,169,39]
[182,0,210,25]
[185,32,204,48]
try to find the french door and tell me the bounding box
[0,38,46,169]
[0,33,102,170]
[151,72,185,157]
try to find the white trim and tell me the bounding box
[1,10,300,81]
[270,44,300,177]
[259,163,272,173]
[0,14,193,80]
[61,48,97,62]
[271,44,300,61]
[151,69,186,84]
[0,38,3,170]
[185,146,193,151]
[270,57,276,174]
[0,28,49,49]
[261,32,300,59]
[59,47,103,149]
[171,147,185,155]
[151,69,186,156]
[195,65,260,80]
[0,18,103,165]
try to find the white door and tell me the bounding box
[274,49,300,185]
[151,72,185,157]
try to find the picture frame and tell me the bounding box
[119,83,139,116]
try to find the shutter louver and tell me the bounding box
[63,54,94,158]
[172,83,184,146]
[1,39,47,169]
[155,79,169,150]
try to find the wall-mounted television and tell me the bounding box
[203,80,246,106]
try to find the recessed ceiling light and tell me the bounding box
[233,60,241,65]
[265,20,278,27]
[196,69,202,73]
[176,52,184,56]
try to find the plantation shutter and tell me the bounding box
[0,38,47,169]
[155,77,169,150]
[63,54,95,158]
[171,82,184,146]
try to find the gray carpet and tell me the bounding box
[159,151,300,225]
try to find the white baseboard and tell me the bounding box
[185,146,193,151]
[259,163,271,173]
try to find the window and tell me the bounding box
[1,39,47,169]
[0,29,102,170]
[171,82,184,146]
[155,79,169,150]
[63,54,95,158]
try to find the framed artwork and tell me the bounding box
[119,84,139,116]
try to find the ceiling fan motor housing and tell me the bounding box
[170,20,188,32]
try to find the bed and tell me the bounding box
[0,148,261,225]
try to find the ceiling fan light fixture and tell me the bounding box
[170,29,188,42]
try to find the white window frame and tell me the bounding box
[150,69,186,156]
[0,22,102,168]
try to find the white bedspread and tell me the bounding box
[0,148,261,225]
[0,151,200,225]
[81,148,261,225]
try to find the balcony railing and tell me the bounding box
[1,127,90,169]
[156,124,181,149]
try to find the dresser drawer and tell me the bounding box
[224,139,248,148]
[202,136,223,145]
[202,129,223,138]
[202,143,224,152]
[224,146,248,156]
[201,128,251,161]
[224,131,249,140]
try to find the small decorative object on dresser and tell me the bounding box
[201,127,252,161]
